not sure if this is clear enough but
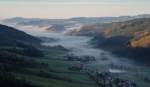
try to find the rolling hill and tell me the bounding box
[2,14,150,34]
[0,24,41,46]
[74,18,150,63]
[0,24,44,87]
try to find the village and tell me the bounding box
[65,54,138,87]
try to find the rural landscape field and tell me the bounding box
[0,0,150,87]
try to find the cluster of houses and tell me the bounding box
[65,54,95,71]
[65,53,138,87]
[87,70,137,87]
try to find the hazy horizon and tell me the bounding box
[0,0,150,19]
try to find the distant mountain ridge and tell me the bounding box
[2,14,150,34]
[2,14,150,26]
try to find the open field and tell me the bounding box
[14,47,96,87]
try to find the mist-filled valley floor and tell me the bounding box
[1,16,150,87]
[35,31,150,87]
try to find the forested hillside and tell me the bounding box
[75,18,150,63]
[0,24,44,87]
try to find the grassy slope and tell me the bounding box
[15,47,96,87]
[22,46,150,87]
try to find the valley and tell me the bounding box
[11,25,150,87]
[0,0,150,86]
[1,16,150,87]
[39,33,150,87]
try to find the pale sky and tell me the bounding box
[0,0,150,19]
